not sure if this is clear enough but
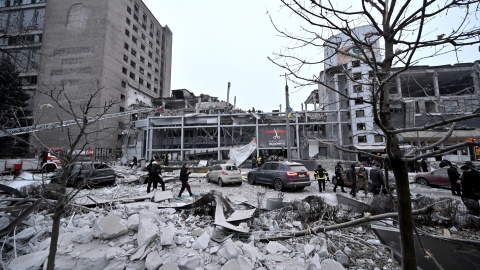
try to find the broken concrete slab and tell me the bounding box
[192,231,210,250]
[304,244,315,257]
[72,225,93,244]
[336,194,371,214]
[145,251,163,270]
[76,247,109,270]
[130,244,147,261]
[321,259,345,270]
[127,214,140,230]
[159,264,180,270]
[307,253,321,270]
[226,209,256,222]
[104,257,127,270]
[159,224,175,245]
[5,250,48,270]
[178,255,202,270]
[213,194,249,233]
[154,190,174,202]
[237,255,255,270]
[241,242,264,264]
[266,241,286,255]
[137,218,158,247]
[93,214,128,240]
[218,239,242,260]
[221,259,241,270]
[335,250,349,266]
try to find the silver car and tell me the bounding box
[206,164,243,186]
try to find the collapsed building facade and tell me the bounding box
[124,88,339,162]
[304,26,480,162]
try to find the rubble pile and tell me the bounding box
[1,159,479,269]
[0,189,402,270]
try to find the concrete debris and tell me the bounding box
[218,239,242,260]
[192,231,211,250]
[6,250,48,270]
[321,259,346,270]
[160,224,176,245]
[72,225,93,244]
[4,160,461,269]
[127,214,140,230]
[137,218,158,247]
[93,214,128,240]
[145,251,163,270]
[159,263,181,270]
[266,241,286,254]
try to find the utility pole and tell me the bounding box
[225,82,231,113]
[285,75,291,162]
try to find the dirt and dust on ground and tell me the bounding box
[0,158,479,270]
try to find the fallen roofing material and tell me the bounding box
[0,183,23,197]
[336,194,371,214]
[372,224,480,270]
[226,209,256,222]
[0,198,43,237]
[74,193,154,206]
[213,193,249,233]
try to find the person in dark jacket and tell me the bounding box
[178,163,195,199]
[150,158,165,192]
[447,164,461,196]
[347,163,357,198]
[146,159,155,193]
[370,163,385,195]
[314,164,329,192]
[420,158,428,172]
[251,157,257,169]
[460,165,480,215]
[333,161,346,193]
[130,156,138,168]
[439,158,452,168]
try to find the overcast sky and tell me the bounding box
[143,1,479,112]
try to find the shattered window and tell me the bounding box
[444,100,458,113]
[465,99,479,112]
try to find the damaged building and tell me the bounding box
[303,25,480,162]
[124,88,335,162]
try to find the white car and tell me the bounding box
[206,164,243,186]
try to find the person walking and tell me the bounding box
[178,163,195,199]
[370,163,385,195]
[460,165,480,215]
[150,158,165,192]
[346,163,357,198]
[333,161,346,193]
[251,157,257,169]
[447,164,461,196]
[356,163,369,196]
[130,156,138,168]
[314,164,329,192]
[146,159,155,193]
[420,158,428,172]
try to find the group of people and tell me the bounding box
[252,155,284,169]
[146,157,196,199]
[446,160,480,214]
[314,161,387,198]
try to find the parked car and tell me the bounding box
[247,161,311,191]
[50,162,116,188]
[206,164,242,186]
[332,167,396,192]
[414,167,462,187]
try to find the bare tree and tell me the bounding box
[269,1,480,269]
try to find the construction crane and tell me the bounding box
[0,107,155,137]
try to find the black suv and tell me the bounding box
[247,161,311,191]
[50,162,116,188]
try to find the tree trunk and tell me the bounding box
[46,201,64,270]
[46,178,67,270]
[390,156,417,269]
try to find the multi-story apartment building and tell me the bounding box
[0,0,172,157]
[304,26,480,162]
